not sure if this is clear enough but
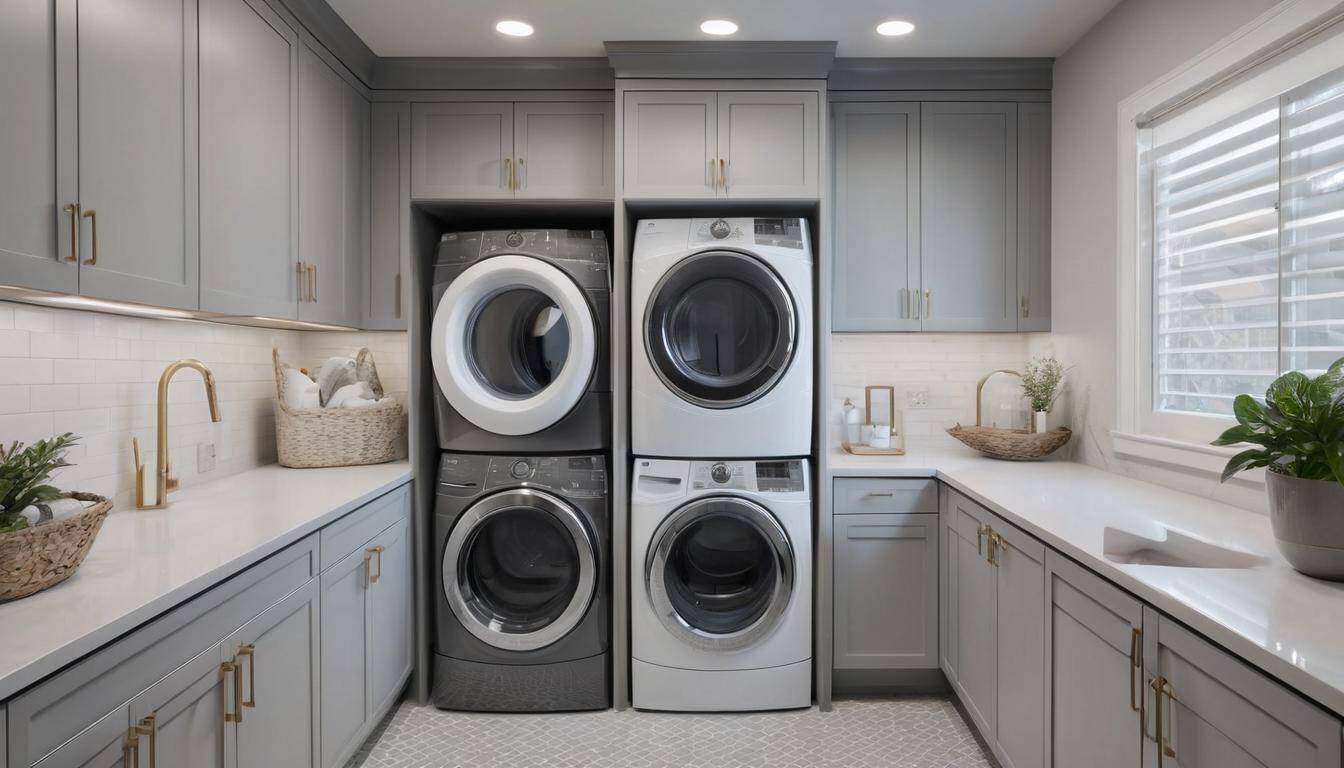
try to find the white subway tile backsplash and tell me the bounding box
[0,300,408,511]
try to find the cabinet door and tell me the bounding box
[75,0,198,309]
[128,645,227,768]
[298,48,365,327]
[1017,102,1051,332]
[319,546,370,768]
[514,102,615,200]
[227,580,319,768]
[30,705,129,768]
[367,519,413,717]
[1045,552,1142,768]
[621,92,717,199]
[1142,609,1341,768]
[717,92,819,199]
[992,517,1046,768]
[365,102,409,330]
[833,514,938,670]
[832,103,921,331]
[920,102,1018,331]
[944,492,997,738]
[0,0,77,294]
[410,103,513,199]
[199,0,299,318]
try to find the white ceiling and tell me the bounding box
[327,0,1124,59]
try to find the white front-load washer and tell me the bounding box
[631,218,813,458]
[630,457,812,712]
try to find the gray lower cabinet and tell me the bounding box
[365,102,411,331]
[833,513,939,671]
[199,0,300,318]
[832,103,921,331]
[228,581,321,768]
[0,0,76,295]
[1045,551,1143,768]
[1141,608,1341,767]
[941,487,1045,768]
[128,643,228,768]
[29,705,128,768]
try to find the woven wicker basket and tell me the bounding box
[0,493,111,602]
[947,425,1072,461]
[273,348,405,469]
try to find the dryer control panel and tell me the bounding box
[438,454,608,498]
[688,217,806,250]
[689,459,806,493]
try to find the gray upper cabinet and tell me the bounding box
[832,103,921,331]
[365,102,410,330]
[75,0,199,310]
[833,513,939,671]
[921,102,1018,331]
[1044,552,1143,768]
[1017,102,1051,331]
[717,92,819,199]
[1141,608,1341,768]
[298,46,367,327]
[622,91,717,199]
[514,102,615,199]
[0,0,77,295]
[411,102,514,199]
[199,0,299,319]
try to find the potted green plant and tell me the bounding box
[1215,360,1344,580]
[0,433,111,601]
[1021,356,1068,434]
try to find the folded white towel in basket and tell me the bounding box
[326,381,378,409]
[281,367,320,410]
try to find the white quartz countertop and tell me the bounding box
[830,444,1344,719]
[0,461,412,701]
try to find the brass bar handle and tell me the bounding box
[296,262,307,302]
[394,272,403,319]
[719,158,727,193]
[988,531,1003,567]
[976,524,990,556]
[1150,676,1178,766]
[221,660,243,723]
[924,289,932,319]
[516,157,525,190]
[865,492,895,498]
[504,157,513,191]
[237,643,256,709]
[122,730,139,766]
[367,545,385,584]
[81,209,98,266]
[309,264,318,303]
[1129,628,1142,713]
[63,203,80,262]
[134,713,157,768]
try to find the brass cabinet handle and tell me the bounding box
[976,524,990,556]
[81,209,98,265]
[367,545,385,584]
[237,643,257,709]
[987,531,1003,567]
[1129,628,1143,713]
[865,492,894,498]
[63,203,80,262]
[122,730,140,766]
[719,158,726,193]
[221,660,243,723]
[1020,295,1030,319]
[516,157,525,190]
[308,264,318,303]
[295,262,307,302]
[924,289,932,319]
[504,157,513,191]
[134,713,157,768]
[1151,676,1177,766]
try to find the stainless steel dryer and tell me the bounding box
[433,452,610,712]
[430,229,611,453]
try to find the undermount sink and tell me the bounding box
[1103,526,1269,569]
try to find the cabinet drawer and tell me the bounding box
[320,484,411,572]
[7,535,316,767]
[835,478,937,515]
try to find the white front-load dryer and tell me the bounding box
[631,218,813,458]
[630,457,812,712]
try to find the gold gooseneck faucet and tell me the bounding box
[132,359,222,509]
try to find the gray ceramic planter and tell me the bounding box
[1266,469,1344,581]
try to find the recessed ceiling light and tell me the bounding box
[700,19,739,36]
[876,19,916,36]
[495,19,534,37]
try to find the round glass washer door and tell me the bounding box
[442,488,597,652]
[645,496,794,652]
[644,250,796,409]
[431,254,597,435]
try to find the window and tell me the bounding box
[1137,59,1344,442]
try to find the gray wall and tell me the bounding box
[1050,0,1277,509]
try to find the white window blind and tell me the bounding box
[1146,64,1344,417]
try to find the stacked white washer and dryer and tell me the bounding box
[629,217,815,711]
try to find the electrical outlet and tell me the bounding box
[906,389,929,408]
[197,442,217,474]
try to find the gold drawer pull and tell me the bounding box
[1151,676,1178,766]
[237,643,257,709]
[865,491,895,498]
[987,531,1004,567]
[221,660,243,723]
[81,209,98,265]
[308,263,318,303]
[134,713,157,768]
[1129,628,1142,713]
[296,261,307,302]
[122,730,139,766]
[63,203,80,262]
[367,545,385,584]
[976,524,990,556]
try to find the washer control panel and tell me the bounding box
[437,454,608,498]
[689,459,806,493]
[688,217,805,250]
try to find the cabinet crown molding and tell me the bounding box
[828,57,1053,91]
[605,40,837,79]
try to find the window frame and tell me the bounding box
[1115,0,1344,473]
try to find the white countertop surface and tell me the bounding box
[830,444,1344,719]
[0,461,412,701]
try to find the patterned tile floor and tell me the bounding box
[345,696,997,768]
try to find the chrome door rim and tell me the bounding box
[645,495,794,652]
[643,250,797,409]
[443,488,597,652]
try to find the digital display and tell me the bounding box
[756,461,797,479]
[754,218,797,236]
